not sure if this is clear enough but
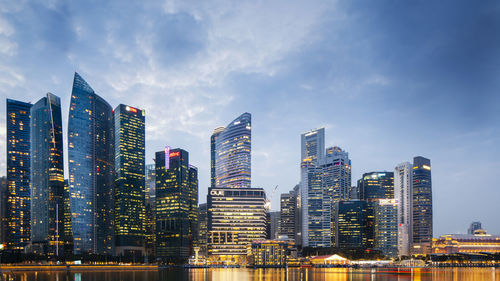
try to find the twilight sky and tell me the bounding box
[0,0,499,236]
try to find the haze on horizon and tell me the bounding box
[0,0,498,236]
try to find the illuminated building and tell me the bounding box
[155,148,198,260]
[0,177,7,244]
[374,199,398,258]
[6,99,32,251]
[301,128,325,166]
[210,127,224,188]
[63,180,73,254]
[30,93,66,255]
[433,231,500,254]
[468,222,482,235]
[279,185,300,243]
[214,113,251,188]
[358,172,394,248]
[248,239,294,267]
[145,164,156,256]
[207,187,266,264]
[412,156,432,255]
[333,200,367,249]
[395,162,412,256]
[114,104,146,256]
[198,203,208,255]
[68,73,114,254]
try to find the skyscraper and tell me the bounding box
[210,127,224,187]
[155,148,198,261]
[374,199,398,258]
[394,162,412,256]
[145,164,156,256]
[30,93,66,255]
[6,99,32,251]
[279,185,299,242]
[198,203,208,255]
[412,156,432,255]
[323,146,351,201]
[214,113,251,188]
[68,73,114,255]
[114,104,146,256]
[0,177,7,244]
[301,128,325,166]
[332,200,367,249]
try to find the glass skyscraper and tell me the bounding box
[30,93,66,255]
[412,156,432,255]
[210,127,224,187]
[155,148,198,261]
[145,164,156,256]
[214,113,251,188]
[68,73,114,255]
[333,200,367,249]
[6,99,32,251]
[114,104,146,256]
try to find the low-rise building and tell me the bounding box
[248,239,295,267]
[433,231,500,254]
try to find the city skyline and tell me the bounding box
[0,0,499,238]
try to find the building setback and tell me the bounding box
[68,73,114,255]
[412,156,432,255]
[6,99,32,251]
[30,93,66,255]
[155,148,198,261]
[114,104,146,256]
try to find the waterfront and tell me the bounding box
[0,268,498,281]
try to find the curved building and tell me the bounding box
[215,113,251,189]
[68,73,114,254]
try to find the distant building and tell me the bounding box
[214,113,251,188]
[468,222,482,235]
[30,93,66,255]
[412,156,432,255]
[6,99,32,251]
[374,199,398,258]
[114,104,146,256]
[279,185,300,243]
[155,148,198,261]
[395,162,412,256]
[207,187,266,265]
[332,200,367,249]
[433,231,500,254]
[198,203,208,255]
[210,127,224,188]
[267,211,280,240]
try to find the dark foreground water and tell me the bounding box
[1,268,499,281]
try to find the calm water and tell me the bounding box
[1,268,499,281]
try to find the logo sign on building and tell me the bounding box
[210,190,224,196]
[164,146,171,170]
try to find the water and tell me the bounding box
[1,268,499,281]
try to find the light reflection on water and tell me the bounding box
[0,268,499,281]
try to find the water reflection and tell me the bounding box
[0,268,498,281]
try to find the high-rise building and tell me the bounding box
[394,162,412,256]
[412,156,432,255]
[68,73,114,255]
[333,200,367,249]
[6,99,32,251]
[155,148,198,261]
[145,164,156,256]
[63,179,73,255]
[358,172,394,249]
[30,93,66,255]
[0,177,7,244]
[374,199,399,258]
[210,127,224,187]
[279,185,299,242]
[468,221,482,235]
[114,104,146,256]
[207,187,266,264]
[214,113,251,188]
[198,203,208,255]
[301,128,325,166]
[266,211,280,240]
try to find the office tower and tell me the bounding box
[332,200,367,249]
[145,164,156,256]
[68,73,114,255]
[6,99,31,250]
[279,185,299,241]
[374,199,399,258]
[412,156,432,255]
[198,203,208,255]
[30,93,65,255]
[323,146,351,201]
[269,211,280,240]
[358,172,394,248]
[394,162,412,256]
[155,148,198,260]
[214,113,251,188]
[63,180,73,254]
[0,177,7,244]
[207,187,266,264]
[301,128,325,166]
[210,127,224,187]
[114,104,146,256]
[468,222,482,235]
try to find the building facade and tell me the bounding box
[30,93,66,255]
[214,113,251,188]
[198,203,208,255]
[374,199,398,258]
[248,239,294,267]
[114,104,146,256]
[279,185,299,242]
[333,200,367,249]
[6,99,32,251]
[68,73,114,254]
[210,127,224,188]
[155,148,198,261]
[412,156,432,255]
[145,164,156,256]
[207,187,266,265]
[394,162,412,256]
[433,232,500,254]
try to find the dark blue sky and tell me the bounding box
[0,0,498,236]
